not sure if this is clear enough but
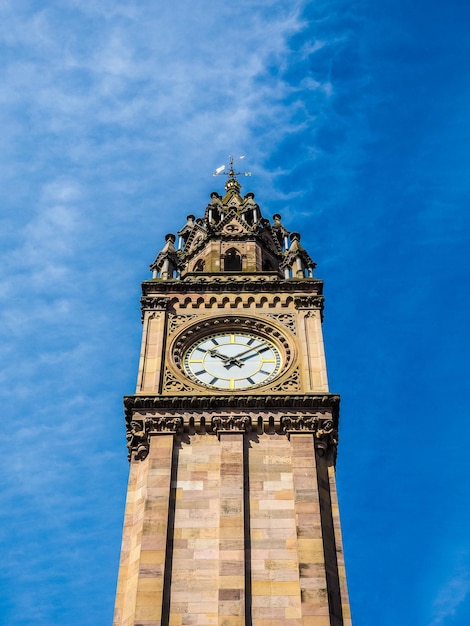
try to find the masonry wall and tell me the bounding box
[114,431,349,626]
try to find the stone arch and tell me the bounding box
[224,247,242,271]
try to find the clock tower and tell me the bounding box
[113,168,352,626]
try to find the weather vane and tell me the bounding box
[212,155,251,179]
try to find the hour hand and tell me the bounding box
[209,349,242,368]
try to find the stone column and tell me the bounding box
[290,433,330,626]
[138,298,170,393]
[217,429,246,626]
[328,464,351,626]
[113,453,150,626]
[114,431,176,626]
[294,297,328,393]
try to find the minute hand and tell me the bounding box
[227,344,268,364]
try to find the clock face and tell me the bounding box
[183,331,282,390]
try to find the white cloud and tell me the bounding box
[430,570,470,625]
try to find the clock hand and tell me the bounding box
[209,349,243,368]
[225,344,264,366]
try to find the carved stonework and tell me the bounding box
[294,295,324,310]
[265,313,296,333]
[168,313,197,334]
[171,316,293,373]
[211,415,251,435]
[126,420,149,461]
[280,415,318,432]
[269,368,300,392]
[141,296,171,311]
[280,415,338,455]
[126,415,184,461]
[148,416,184,433]
[125,393,340,415]
[315,419,337,455]
[142,278,323,293]
[123,405,339,461]
[162,370,195,393]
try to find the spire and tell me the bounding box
[150,233,179,279]
[280,231,316,279]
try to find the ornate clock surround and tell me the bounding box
[169,314,296,393]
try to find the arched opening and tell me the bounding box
[224,248,242,271]
[194,259,205,272]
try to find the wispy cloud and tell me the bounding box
[430,570,470,625]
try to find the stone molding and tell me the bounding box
[124,393,339,415]
[142,278,323,295]
[170,294,297,310]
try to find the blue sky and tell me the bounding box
[1,1,469,624]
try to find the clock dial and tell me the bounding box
[183,331,282,390]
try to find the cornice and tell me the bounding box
[124,400,340,462]
[124,393,340,420]
[141,277,324,295]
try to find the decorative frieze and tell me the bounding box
[126,409,337,462]
[142,277,323,294]
[125,393,339,414]
[124,403,339,461]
